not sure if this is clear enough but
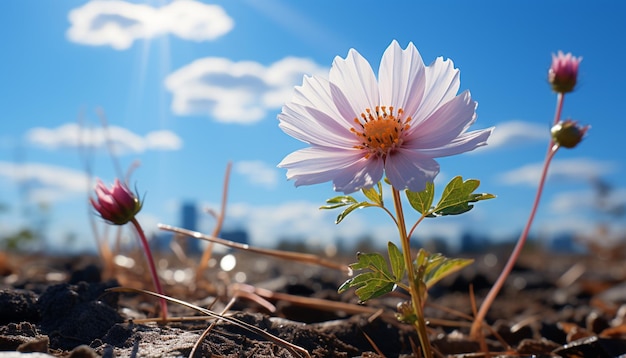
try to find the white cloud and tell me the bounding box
[165,57,328,123]
[234,160,278,189]
[224,200,475,250]
[67,0,234,50]
[550,190,594,214]
[550,188,626,214]
[135,212,162,238]
[484,120,549,150]
[498,158,617,186]
[535,215,599,239]
[26,123,182,155]
[0,162,90,202]
[226,201,388,247]
[144,130,183,151]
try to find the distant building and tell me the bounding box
[459,232,484,253]
[153,201,202,254]
[153,202,251,254]
[549,233,582,253]
[221,229,249,246]
[181,202,198,232]
[180,201,201,254]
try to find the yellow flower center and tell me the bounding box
[351,106,411,159]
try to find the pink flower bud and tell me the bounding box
[548,51,582,93]
[551,119,590,149]
[90,178,142,225]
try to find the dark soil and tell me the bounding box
[2,248,626,357]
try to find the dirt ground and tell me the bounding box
[2,247,626,357]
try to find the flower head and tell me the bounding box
[90,178,142,225]
[551,119,590,149]
[548,51,582,93]
[278,41,493,194]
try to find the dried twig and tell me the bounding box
[196,162,232,277]
[159,224,352,274]
[109,287,311,358]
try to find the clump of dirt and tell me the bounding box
[2,250,626,357]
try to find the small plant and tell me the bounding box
[333,178,494,356]
[90,178,168,320]
[277,40,495,357]
[469,50,588,338]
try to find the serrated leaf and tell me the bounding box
[338,252,396,302]
[335,202,376,224]
[424,257,474,288]
[361,182,383,205]
[320,195,358,210]
[406,181,435,215]
[350,252,391,273]
[432,176,495,216]
[436,193,496,216]
[339,273,395,302]
[387,241,405,281]
[414,249,474,289]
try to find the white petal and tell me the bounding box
[410,57,461,125]
[278,146,383,194]
[291,76,352,130]
[332,156,384,194]
[329,48,379,122]
[379,41,426,117]
[279,103,355,148]
[407,90,477,148]
[279,147,365,185]
[415,127,494,157]
[384,149,440,192]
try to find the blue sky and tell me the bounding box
[1,0,625,253]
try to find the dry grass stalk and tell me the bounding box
[109,287,311,358]
[196,162,232,278]
[159,224,352,274]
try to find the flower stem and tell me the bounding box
[197,162,232,277]
[392,189,432,358]
[554,93,564,125]
[470,93,564,338]
[130,217,168,321]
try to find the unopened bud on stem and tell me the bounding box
[90,179,142,225]
[548,51,582,94]
[551,119,590,149]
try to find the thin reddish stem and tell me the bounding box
[130,217,168,320]
[554,93,564,125]
[470,93,565,338]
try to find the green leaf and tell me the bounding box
[334,202,376,224]
[338,252,396,302]
[350,251,391,272]
[320,195,357,210]
[339,272,396,302]
[406,181,435,215]
[413,249,474,289]
[424,256,474,288]
[432,176,495,216]
[387,241,405,281]
[320,195,378,224]
[361,182,383,206]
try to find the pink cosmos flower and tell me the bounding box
[90,178,142,225]
[90,177,168,319]
[278,40,494,194]
[548,51,582,93]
